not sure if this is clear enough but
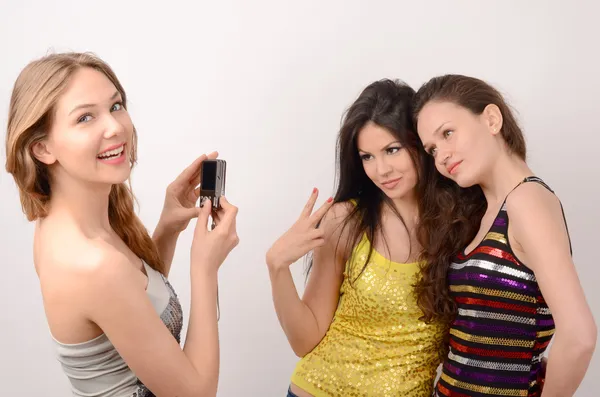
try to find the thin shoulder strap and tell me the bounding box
[511,176,573,255]
[505,176,548,197]
[522,176,553,192]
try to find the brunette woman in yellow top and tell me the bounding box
[266,79,483,396]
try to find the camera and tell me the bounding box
[199,159,226,210]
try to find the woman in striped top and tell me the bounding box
[412,74,597,397]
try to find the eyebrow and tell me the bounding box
[422,121,450,150]
[434,121,450,136]
[358,140,401,154]
[68,91,121,116]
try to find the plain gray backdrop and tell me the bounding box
[1,0,598,395]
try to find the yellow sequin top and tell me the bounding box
[290,232,446,396]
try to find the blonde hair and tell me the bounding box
[5,52,165,274]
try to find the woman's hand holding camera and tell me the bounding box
[191,196,239,273]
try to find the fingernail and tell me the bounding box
[313,188,317,194]
[327,197,333,202]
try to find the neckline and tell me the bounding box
[461,176,537,257]
[362,233,421,267]
[461,203,506,257]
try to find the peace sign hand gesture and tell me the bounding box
[266,188,334,272]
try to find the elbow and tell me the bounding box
[291,341,316,358]
[581,322,598,356]
[286,328,322,358]
[559,321,597,359]
[285,322,326,358]
[575,335,597,366]
[292,348,308,358]
[290,336,320,358]
[578,319,597,356]
[205,380,219,397]
[189,372,219,397]
[191,383,218,397]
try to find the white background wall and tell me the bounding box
[1,1,598,395]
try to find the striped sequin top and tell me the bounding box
[435,176,571,397]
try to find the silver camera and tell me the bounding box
[199,159,226,210]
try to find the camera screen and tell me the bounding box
[202,161,217,190]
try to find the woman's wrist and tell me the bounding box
[153,216,182,239]
[190,262,219,280]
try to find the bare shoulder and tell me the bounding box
[505,180,571,270]
[35,225,141,308]
[34,221,145,342]
[320,201,356,235]
[312,200,358,267]
[506,182,560,210]
[505,180,562,217]
[37,230,131,279]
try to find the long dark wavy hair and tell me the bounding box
[306,79,484,336]
[304,79,420,282]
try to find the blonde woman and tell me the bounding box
[4,52,239,397]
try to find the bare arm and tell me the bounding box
[183,265,219,393]
[152,224,181,276]
[84,259,216,396]
[266,191,350,357]
[507,184,597,397]
[85,197,238,397]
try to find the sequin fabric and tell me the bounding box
[158,273,184,344]
[435,177,571,397]
[133,274,183,397]
[291,233,446,397]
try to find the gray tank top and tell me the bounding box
[52,261,183,397]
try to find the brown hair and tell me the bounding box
[414,162,485,326]
[410,74,528,327]
[413,74,527,160]
[4,52,165,274]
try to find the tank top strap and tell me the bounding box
[487,177,535,235]
[506,176,553,196]
[505,175,573,255]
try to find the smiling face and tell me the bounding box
[416,100,504,188]
[357,121,418,201]
[32,67,134,189]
